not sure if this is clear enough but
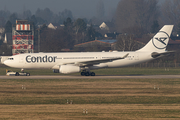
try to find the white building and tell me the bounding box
[99,22,110,31]
[48,23,57,30]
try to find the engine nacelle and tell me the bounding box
[59,65,80,74]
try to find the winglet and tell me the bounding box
[122,53,129,59]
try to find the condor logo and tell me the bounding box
[26,55,57,63]
[152,31,169,49]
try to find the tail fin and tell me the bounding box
[138,25,174,52]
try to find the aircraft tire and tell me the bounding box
[90,72,95,76]
[85,72,90,76]
[81,72,85,76]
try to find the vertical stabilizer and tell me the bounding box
[138,25,174,52]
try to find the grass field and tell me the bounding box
[0,78,180,119]
[0,64,180,119]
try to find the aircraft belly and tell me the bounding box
[89,63,108,69]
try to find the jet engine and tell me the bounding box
[59,65,80,74]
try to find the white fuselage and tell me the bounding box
[4,51,153,70]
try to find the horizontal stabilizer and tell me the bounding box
[151,51,175,58]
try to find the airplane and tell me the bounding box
[3,25,174,76]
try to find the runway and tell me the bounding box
[0,75,180,79]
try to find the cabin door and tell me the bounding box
[19,56,24,63]
[135,53,139,60]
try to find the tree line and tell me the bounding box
[0,0,180,61]
[0,0,179,32]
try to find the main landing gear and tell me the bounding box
[81,70,95,76]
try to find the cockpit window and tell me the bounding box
[8,58,14,60]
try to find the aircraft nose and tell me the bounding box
[3,60,9,66]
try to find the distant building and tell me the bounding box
[99,22,115,31]
[99,22,110,31]
[104,32,120,39]
[74,39,117,51]
[98,22,117,38]
[47,23,65,30]
[167,38,180,50]
[48,23,57,30]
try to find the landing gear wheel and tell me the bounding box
[90,72,95,76]
[80,70,95,76]
[85,72,90,76]
[81,72,85,76]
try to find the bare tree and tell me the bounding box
[35,8,53,23]
[122,26,148,38]
[23,10,32,19]
[40,28,73,52]
[58,9,73,24]
[116,34,138,51]
[161,0,180,32]
[74,18,87,34]
[115,0,159,32]
[96,0,105,19]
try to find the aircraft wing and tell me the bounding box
[151,51,175,58]
[73,53,129,67]
[52,53,129,69]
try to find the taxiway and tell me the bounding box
[0,75,180,79]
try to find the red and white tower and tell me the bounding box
[12,20,34,55]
